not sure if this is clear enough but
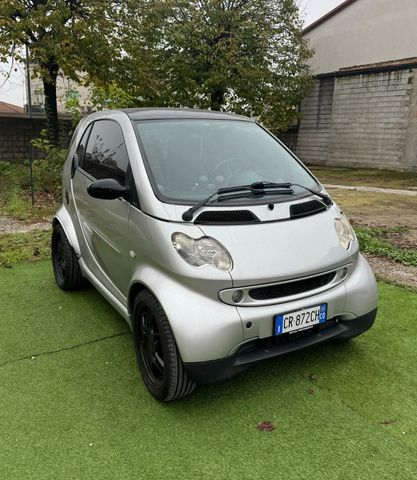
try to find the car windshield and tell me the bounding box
[134,119,319,204]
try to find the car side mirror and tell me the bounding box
[87,178,129,200]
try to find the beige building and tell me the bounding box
[29,64,93,114]
[285,0,417,172]
[304,0,417,75]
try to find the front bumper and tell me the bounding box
[153,254,377,364]
[185,308,377,384]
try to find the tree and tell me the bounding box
[117,0,313,129]
[0,0,118,145]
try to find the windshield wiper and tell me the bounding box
[182,184,293,221]
[182,181,331,221]
[251,182,332,206]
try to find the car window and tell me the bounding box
[75,123,92,164]
[135,119,318,204]
[81,120,130,184]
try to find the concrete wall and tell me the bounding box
[273,127,298,153]
[0,116,72,163]
[294,68,417,172]
[305,0,417,74]
[296,77,335,164]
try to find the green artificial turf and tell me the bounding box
[1,261,417,479]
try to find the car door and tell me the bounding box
[72,119,135,301]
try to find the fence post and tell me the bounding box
[26,45,35,207]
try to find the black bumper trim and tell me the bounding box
[184,309,377,384]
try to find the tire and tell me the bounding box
[51,223,83,290]
[132,290,196,402]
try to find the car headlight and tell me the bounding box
[171,233,233,272]
[334,215,356,250]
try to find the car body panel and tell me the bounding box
[53,205,81,256]
[72,169,131,296]
[198,204,358,287]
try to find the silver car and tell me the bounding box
[52,108,378,401]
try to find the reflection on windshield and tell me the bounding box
[135,120,318,203]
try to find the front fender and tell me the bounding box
[128,264,244,363]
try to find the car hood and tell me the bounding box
[197,204,358,287]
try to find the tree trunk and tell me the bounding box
[210,87,225,111]
[42,58,60,146]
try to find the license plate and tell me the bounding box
[274,304,327,336]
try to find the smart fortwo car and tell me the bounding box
[52,108,378,401]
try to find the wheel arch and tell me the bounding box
[53,205,81,256]
[128,281,156,315]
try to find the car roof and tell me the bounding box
[121,108,254,122]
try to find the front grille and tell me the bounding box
[290,200,326,219]
[194,210,260,224]
[248,271,336,301]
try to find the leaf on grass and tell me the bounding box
[307,388,314,395]
[256,421,275,432]
[380,418,398,425]
[308,373,317,383]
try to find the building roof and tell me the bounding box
[0,101,25,115]
[317,56,417,78]
[302,0,358,35]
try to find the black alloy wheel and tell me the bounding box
[51,223,83,290]
[137,305,165,385]
[132,290,196,402]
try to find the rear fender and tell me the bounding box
[53,205,81,256]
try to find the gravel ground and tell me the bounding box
[325,184,417,196]
[0,216,50,234]
[364,254,417,291]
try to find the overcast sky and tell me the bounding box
[298,0,346,26]
[0,0,345,107]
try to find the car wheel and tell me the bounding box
[51,223,83,290]
[132,290,196,402]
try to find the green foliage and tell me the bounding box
[0,161,10,176]
[0,158,59,222]
[0,0,119,143]
[0,0,117,81]
[0,230,50,267]
[91,81,135,110]
[356,227,417,267]
[115,0,313,128]
[0,161,11,195]
[1,187,31,221]
[0,162,34,193]
[65,90,83,130]
[0,163,31,220]
[32,130,66,195]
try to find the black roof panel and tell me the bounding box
[122,108,254,122]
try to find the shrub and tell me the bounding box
[0,161,10,176]
[0,161,11,194]
[355,227,417,267]
[32,131,67,196]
